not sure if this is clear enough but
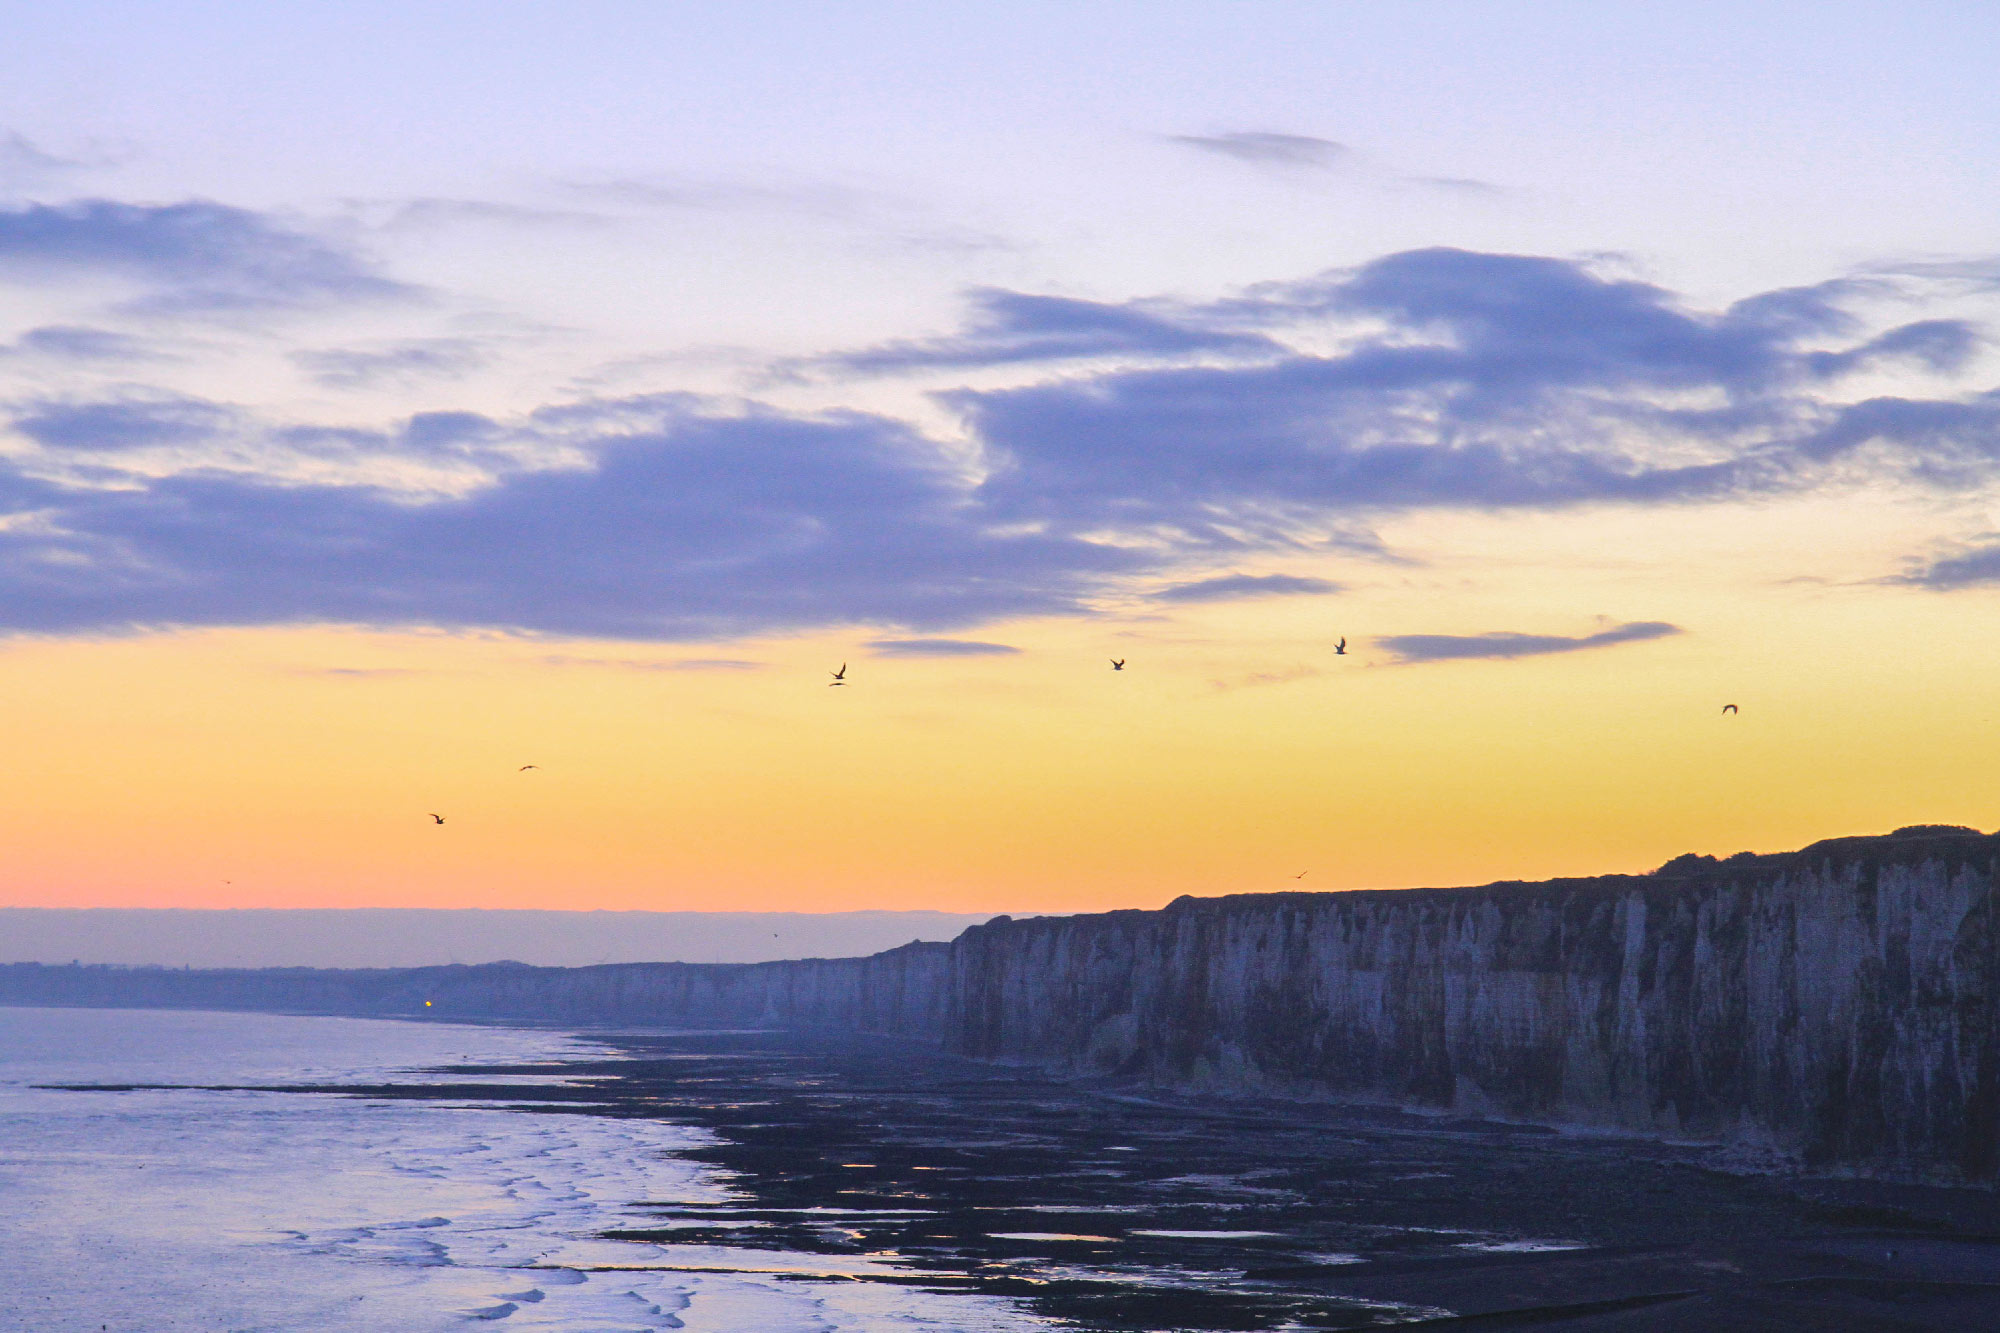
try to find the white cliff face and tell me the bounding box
[5,828,1993,1183]
[944,831,2000,1184]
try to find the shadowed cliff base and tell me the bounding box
[7,824,1998,1184]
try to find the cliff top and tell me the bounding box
[1045,824,2000,929]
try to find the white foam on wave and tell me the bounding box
[1457,1238,1588,1253]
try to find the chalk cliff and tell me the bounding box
[7,826,1995,1182]
[949,826,2000,1184]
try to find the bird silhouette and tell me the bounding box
[1110,658,1125,671]
[1292,870,1308,879]
[1334,637,1347,656]
[1722,704,1739,715]
[518,764,538,771]
[829,663,847,685]
[429,813,445,824]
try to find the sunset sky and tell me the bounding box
[2,2,1997,913]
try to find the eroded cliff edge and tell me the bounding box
[7,825,1997,1183]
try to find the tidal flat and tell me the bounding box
[197,1027,2000,1330]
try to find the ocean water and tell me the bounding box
[0,1006,1043,1332]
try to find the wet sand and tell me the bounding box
[75,1028,2000,1330]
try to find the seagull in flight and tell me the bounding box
[1722,704,1738,715]
[518,764,538,771]
[429,813,446,825]
[1292,870,1308,879]
[1110,658,1125,671]
[829,663,847,686]
[1334,638,1347,656]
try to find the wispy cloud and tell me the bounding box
[0,131,77,182]
[10,390,236,452]
[565,172,1018,265]
[812,288,1280,377]
[568,173,870,219]
[367,197,606,231]
[866,638,1021,657]
[1169,132,1348,169]
[536,654,766,671]
[1209,665,1323,692]
[0,199,410,313]
[1896,536,2000,590]
[0,131,129,188]
[1,325,157,362]
[1803,319,1980,378]
[1155,573,1341,602]
[1166,131,1502,195]
[1860,256,2000,290]
[1414,175,1506,195]
[1377,620,1683,664]
[293,339,488,389]
[284,665,427,680]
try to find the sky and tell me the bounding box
[1,1,1998,914]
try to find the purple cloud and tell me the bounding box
[1377,621,1683,664]
[867,638,1021,656]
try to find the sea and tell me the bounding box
[0,1006,1037,1332]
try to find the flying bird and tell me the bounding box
[429,813,446,824]
[518,764,538,771]
[1292,870,1308,879]
[1110,658,1125,671]
[829,663,847,685]
[1334,638,1347,656]
[1722,704,1738,715]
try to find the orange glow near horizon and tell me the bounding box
[4,493,1997,915]
[2,5,1999,929]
